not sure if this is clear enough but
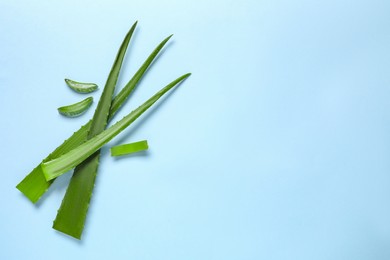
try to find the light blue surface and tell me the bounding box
[1,0,390,259]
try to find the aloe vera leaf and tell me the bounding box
[16,25,171,203]
[51,74,189,239]
[43,73,191,181]
[58,97,93,117]
[110,140,148,156]
[65,79,98,93]
[52,20,137,239]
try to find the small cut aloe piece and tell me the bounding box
[65,79,98,93]
[111,140,149,156]
[58,97,93,117]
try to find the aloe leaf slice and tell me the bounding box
[42,73,190,181]
[16,25,172,203]
[65,79,98,93]
[110,140,148,156]
[58,97,93,117]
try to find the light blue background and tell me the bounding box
[1,0,390,259]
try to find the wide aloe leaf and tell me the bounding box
[51,15,135,240]
[16,26,172,203]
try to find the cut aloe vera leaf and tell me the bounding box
[52,17,135,240]
[16,24,172,203]
[58,97,93,117]
[42,73,191,181]
[111,140,148,156]
[65,79,98,93]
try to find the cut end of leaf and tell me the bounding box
[53,221,82,240]
[41,160,64,181]
[15,166,48,204]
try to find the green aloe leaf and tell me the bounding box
[110,140,149,156]
[65,79,98,93]
[42,73,190,181]
[16,25,172,203]
[58,97,93,117]
[51,16,137,240]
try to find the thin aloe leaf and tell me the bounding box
[16,29,171,203]
[42,73,190,181]
[65,79,98,93]
[58,97,93,117]
[111,140,148,156]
